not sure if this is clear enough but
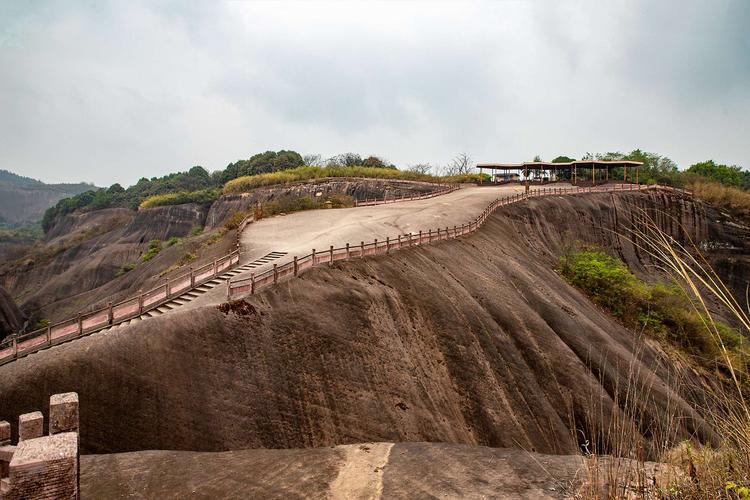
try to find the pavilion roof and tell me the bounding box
[476,160,643,169]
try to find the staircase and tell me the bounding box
[96,252,288,330]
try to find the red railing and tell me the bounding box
[0,183,690,366]
[0,215,252,366]
[227,184,692,299]
[355,183,461,206]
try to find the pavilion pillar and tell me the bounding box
[624,166,628,183]
[592,163,596,185]
[524,164,529,193]
[573,164,577,185]
[605,166,609,181]
[636,166,639,185]
[479,167,483,185]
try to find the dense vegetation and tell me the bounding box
[40,146,749,233]
[559,247,748,373]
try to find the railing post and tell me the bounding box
[107,302,113,325]
[251,274,256,294]
[165,278,171,299]
[77,313,83,335]
[419,230,423,244]
[12,337,17,358]
[346,243,350,259]
[226,279,231,301]
[138,294,144,315]
[294,256,298,276]
[408,233,413,246]
[46,324,52,345]
[190,267,195,287]
[453,225,457,237]
[374,238,378,253]
[445,227,449,239]
[329,245,334,265]
[360,241,364,256]
[386,236,390,254]
[274,263,278,283]
[436,228,440,240]
[397,235,401,248]
[312,248,316,265]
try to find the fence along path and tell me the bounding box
[0,181,460,367]
[0,215,252,367]
[227,183,691,299]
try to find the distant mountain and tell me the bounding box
[0,169,96,225]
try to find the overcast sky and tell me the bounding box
[1,0,748,186]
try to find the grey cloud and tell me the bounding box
[0,0,747,187]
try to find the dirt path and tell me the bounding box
[329,443,394,500]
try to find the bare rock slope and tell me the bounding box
[0,191,746,458]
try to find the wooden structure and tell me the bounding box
[476,160,643,191]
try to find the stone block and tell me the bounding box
[0,421,9,446]
[49,392,79,435]
[8,433,78,499]
[18,412,43,442]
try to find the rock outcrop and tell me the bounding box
[206,178,442,228]
[0,286,25,340]
[0,191,742,459]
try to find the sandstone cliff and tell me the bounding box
[0,191,744,458]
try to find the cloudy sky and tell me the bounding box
[1,0,748,186]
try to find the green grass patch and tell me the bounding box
[141,239,162,262]
[559,247,749,372]
[139,188,220,210]
[116,262,137,276]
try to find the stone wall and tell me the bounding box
[0,392,79,499]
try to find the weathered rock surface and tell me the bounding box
[0,285,26,340]
[206,178,442,228]
[0,203,220,322]
[0,191,740,458]
[81,442,678,499]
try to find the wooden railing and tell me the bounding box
[0,183,690,367]
[0,215,254,367]
[227,183,691,299]
[355,183,461,206]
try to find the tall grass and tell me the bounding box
[576,208,750,498]
[690,181,750,221]
[222,165,484,194]
[139,188,220,209]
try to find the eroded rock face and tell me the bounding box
[0,203,211,322]
[0,286,26,340]
[206,179,441,228]
[0,191,740,458]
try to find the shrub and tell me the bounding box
[223,166,442,194]
[167,236,180,247]
[116,262,136,276]
[191,226,204,236]
[224,211,250,231]
[689,181,750,221]
[141,239,162,262]
[559,247,748,369]
[138,188,220,210]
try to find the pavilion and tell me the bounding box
[476,160,643,191]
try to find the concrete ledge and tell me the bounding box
[18,412,43,442]
[49,392,79,435]
[9,432,78,499]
